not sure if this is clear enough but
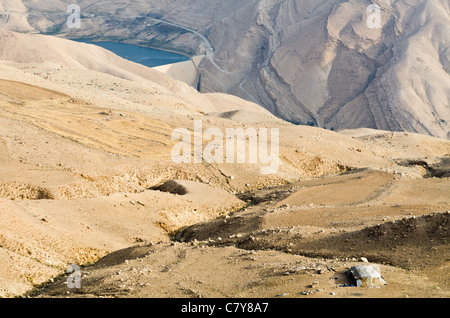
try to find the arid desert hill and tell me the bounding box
[1,0,448,139]
[0,30,449,298]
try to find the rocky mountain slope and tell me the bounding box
[0,29,449,298]
[154,0,450,139]
[2,0,447,139]
[0,3,449,299]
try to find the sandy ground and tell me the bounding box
[0,30,449,298]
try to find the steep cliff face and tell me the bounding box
[2,0,450,138]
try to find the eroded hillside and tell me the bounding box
[2,0,448,138]
[0,31,449,298]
